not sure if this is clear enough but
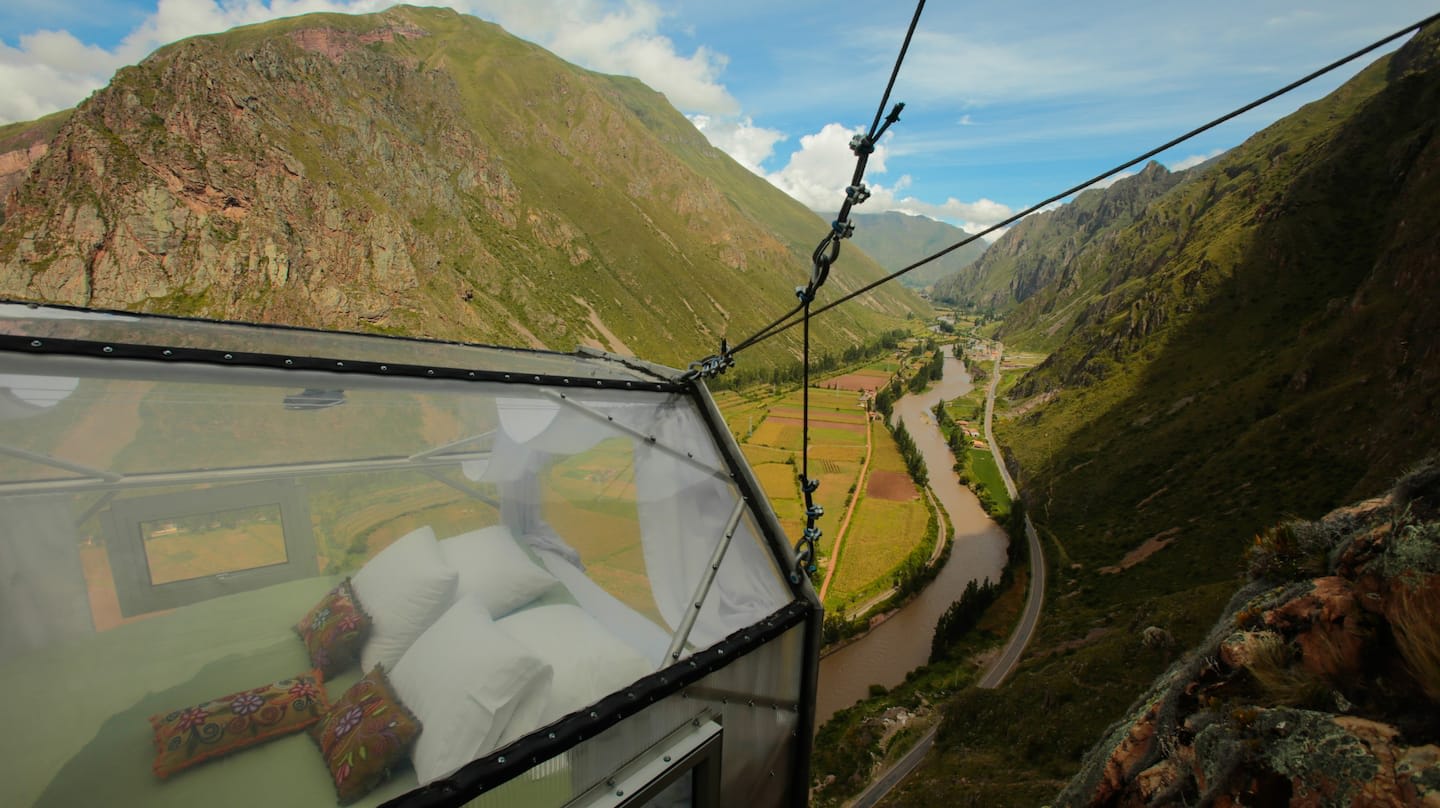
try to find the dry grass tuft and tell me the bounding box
[1242,632,1329,706]
[1390,584,1440,702]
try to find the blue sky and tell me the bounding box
[3,1,1437,237]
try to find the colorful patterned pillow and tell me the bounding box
[149,670,327,779]
[310,666,422,805]
[296,579,372,677]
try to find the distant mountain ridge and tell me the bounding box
[0,6,921,369]
[930,161,1187,329]
[849,211,988,289]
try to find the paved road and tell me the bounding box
[848,724,938,808]
[976,343,1046,689]
[845,343,1049,808]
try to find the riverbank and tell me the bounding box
[810,342,1036,808]
[814,346,1007,726]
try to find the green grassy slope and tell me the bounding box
[0,6,921,370]
[849,211,988,289]
[888,22,1440,806]
[0,110,72,155]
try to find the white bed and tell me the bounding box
[9,523,667,807]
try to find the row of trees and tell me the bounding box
[906,346,945,394]
[890,420,928,488]
[928,500,1029,661]
[710,329,908,391]
[929,577,1001,662]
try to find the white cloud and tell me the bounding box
[1167,148,1226,171]
[688,114,785,173]
[0,0,740,125]
[523,1,737,113]
[762,122,886,210]
[0,31,117,122]
[1084,170,1137,191]
[742,120,1016,238]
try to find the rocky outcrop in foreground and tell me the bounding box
[1058,458,1440,807]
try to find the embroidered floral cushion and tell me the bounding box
[296,579,372,677]
[149,670,327,779]
[310,666,422,805]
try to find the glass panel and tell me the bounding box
[0,321,798,808]
[640,771,693,807]
[542,436,660,622]
[142,504,287,585]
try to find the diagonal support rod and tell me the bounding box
[407,430,495,463]
[664,498,748,666]
[0,444,121,482]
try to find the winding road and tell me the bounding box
[846,342,1047,807]
[976,343,1046,689]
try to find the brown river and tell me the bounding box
[815,346,1008,726]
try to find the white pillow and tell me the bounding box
[390,594,553,785]
[352,525,459,673]
[537,549,672,668]
[439,526,559,617]
[495,605,652,739]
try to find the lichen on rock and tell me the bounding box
[1058,457,1440,806]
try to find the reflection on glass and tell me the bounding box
[142,504,287,584]
[640,770,693,807]
[543,437,661,622]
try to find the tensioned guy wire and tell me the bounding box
[725,9,1440,358]
[785,0,928,582]
[717,0,928,361]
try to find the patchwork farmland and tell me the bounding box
[715,372,933,614]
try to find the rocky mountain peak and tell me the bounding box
[0,6,918,366]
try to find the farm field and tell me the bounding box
[716,366,933,614]
[824,422,927,610]
[722,387,869,564]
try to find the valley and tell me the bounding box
[1,4,1439,807]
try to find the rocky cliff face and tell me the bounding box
[1059,459,1440,807]
[929,161,1186,321]
[0,7,919,367]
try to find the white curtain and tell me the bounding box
[0,495,95,661]
[480,391,791,654]
[629,397,790,650]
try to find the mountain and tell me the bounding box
[929,161,1187,332]
[849,211,988,289]
[0,6,922,369]
[883,21,1440,807]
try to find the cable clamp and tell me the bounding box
[848,133,875,156]
[793,532,819,577]
[845,184,871,205]
[800,475,820,494]
[806,504,824,520]
[794,285,815,305]
[682,338,734,380]
[831,219,856,239]
[873,102,904,141]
